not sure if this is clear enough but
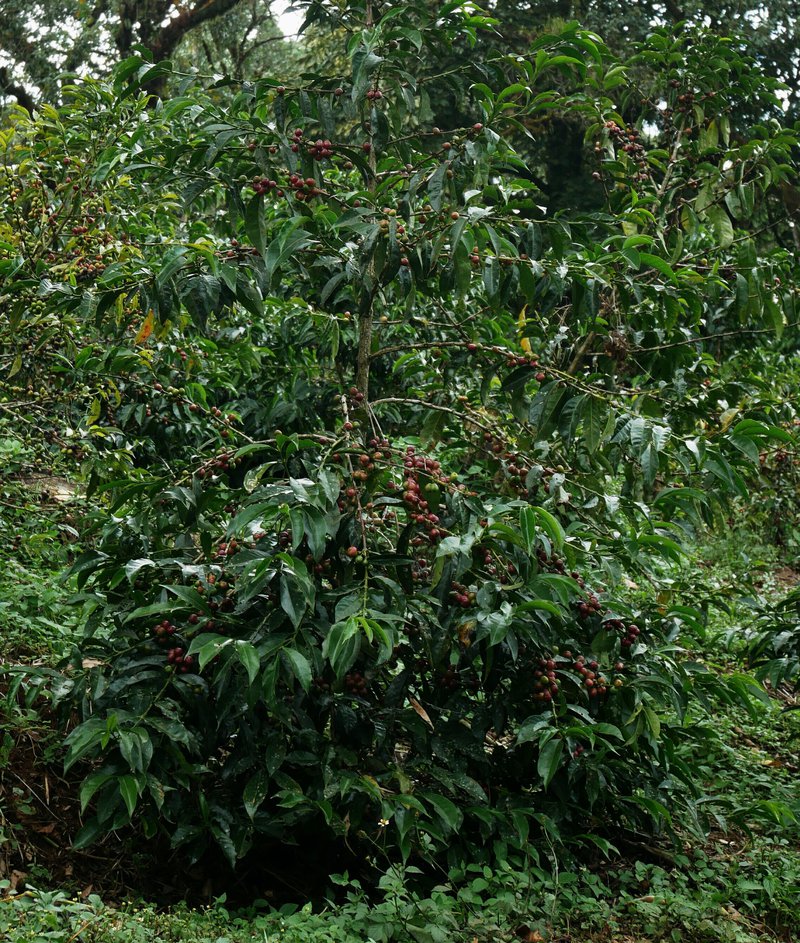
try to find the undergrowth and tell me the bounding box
[4,832,800,943]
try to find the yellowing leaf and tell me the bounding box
[719,407,740,433]
[135,310,155,345]
[518,304,531,353]
[457,621,476,647]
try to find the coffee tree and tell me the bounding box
[1,1,797,869]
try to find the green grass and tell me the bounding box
[3,836,800,943]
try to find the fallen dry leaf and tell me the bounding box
[514,925,544,942]
[409,697,434,729]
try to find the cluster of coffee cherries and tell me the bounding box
[359,502,402,545]
[480,432,531,494]
[569,654,615,698]
[308,137,335,160]
[603,330,630,362]
[72,247,107,280]
[535,548,574,579]
[334,444,387,490]
[437,665,460,692]
[151,619,177,642]
[194,572,236,616]
[673,87,697,113]
[346,384,366,408]
[411,554,432,585]
[604,618,642,651]
[149,622,196,673]
[760,447,795,468]
[40,201,115,280]
[401,446,447,545]
[504,351,546,382]
[344,670,369,696]
[376,207,407,238]
[481,430,514,458]
[145,382,232,420]
[222,238,260,260]
[467,246,529,268]
[533,465,565,497]
[532,657,560,702]
[196,450,237,479]
[449,580,476,608]
[328,439,467,576]
[577,593,603,620]
[310,556,334,577]
[476,549,516,585]
[287,174,323,202]
[167,647,194,673]
[336,475,365,510]
[214,537,240,560]
[61,443,88,461]
[532,650,627,705]
[251,176,282,196]
[597,120,650,184]
[467,342,545,370]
